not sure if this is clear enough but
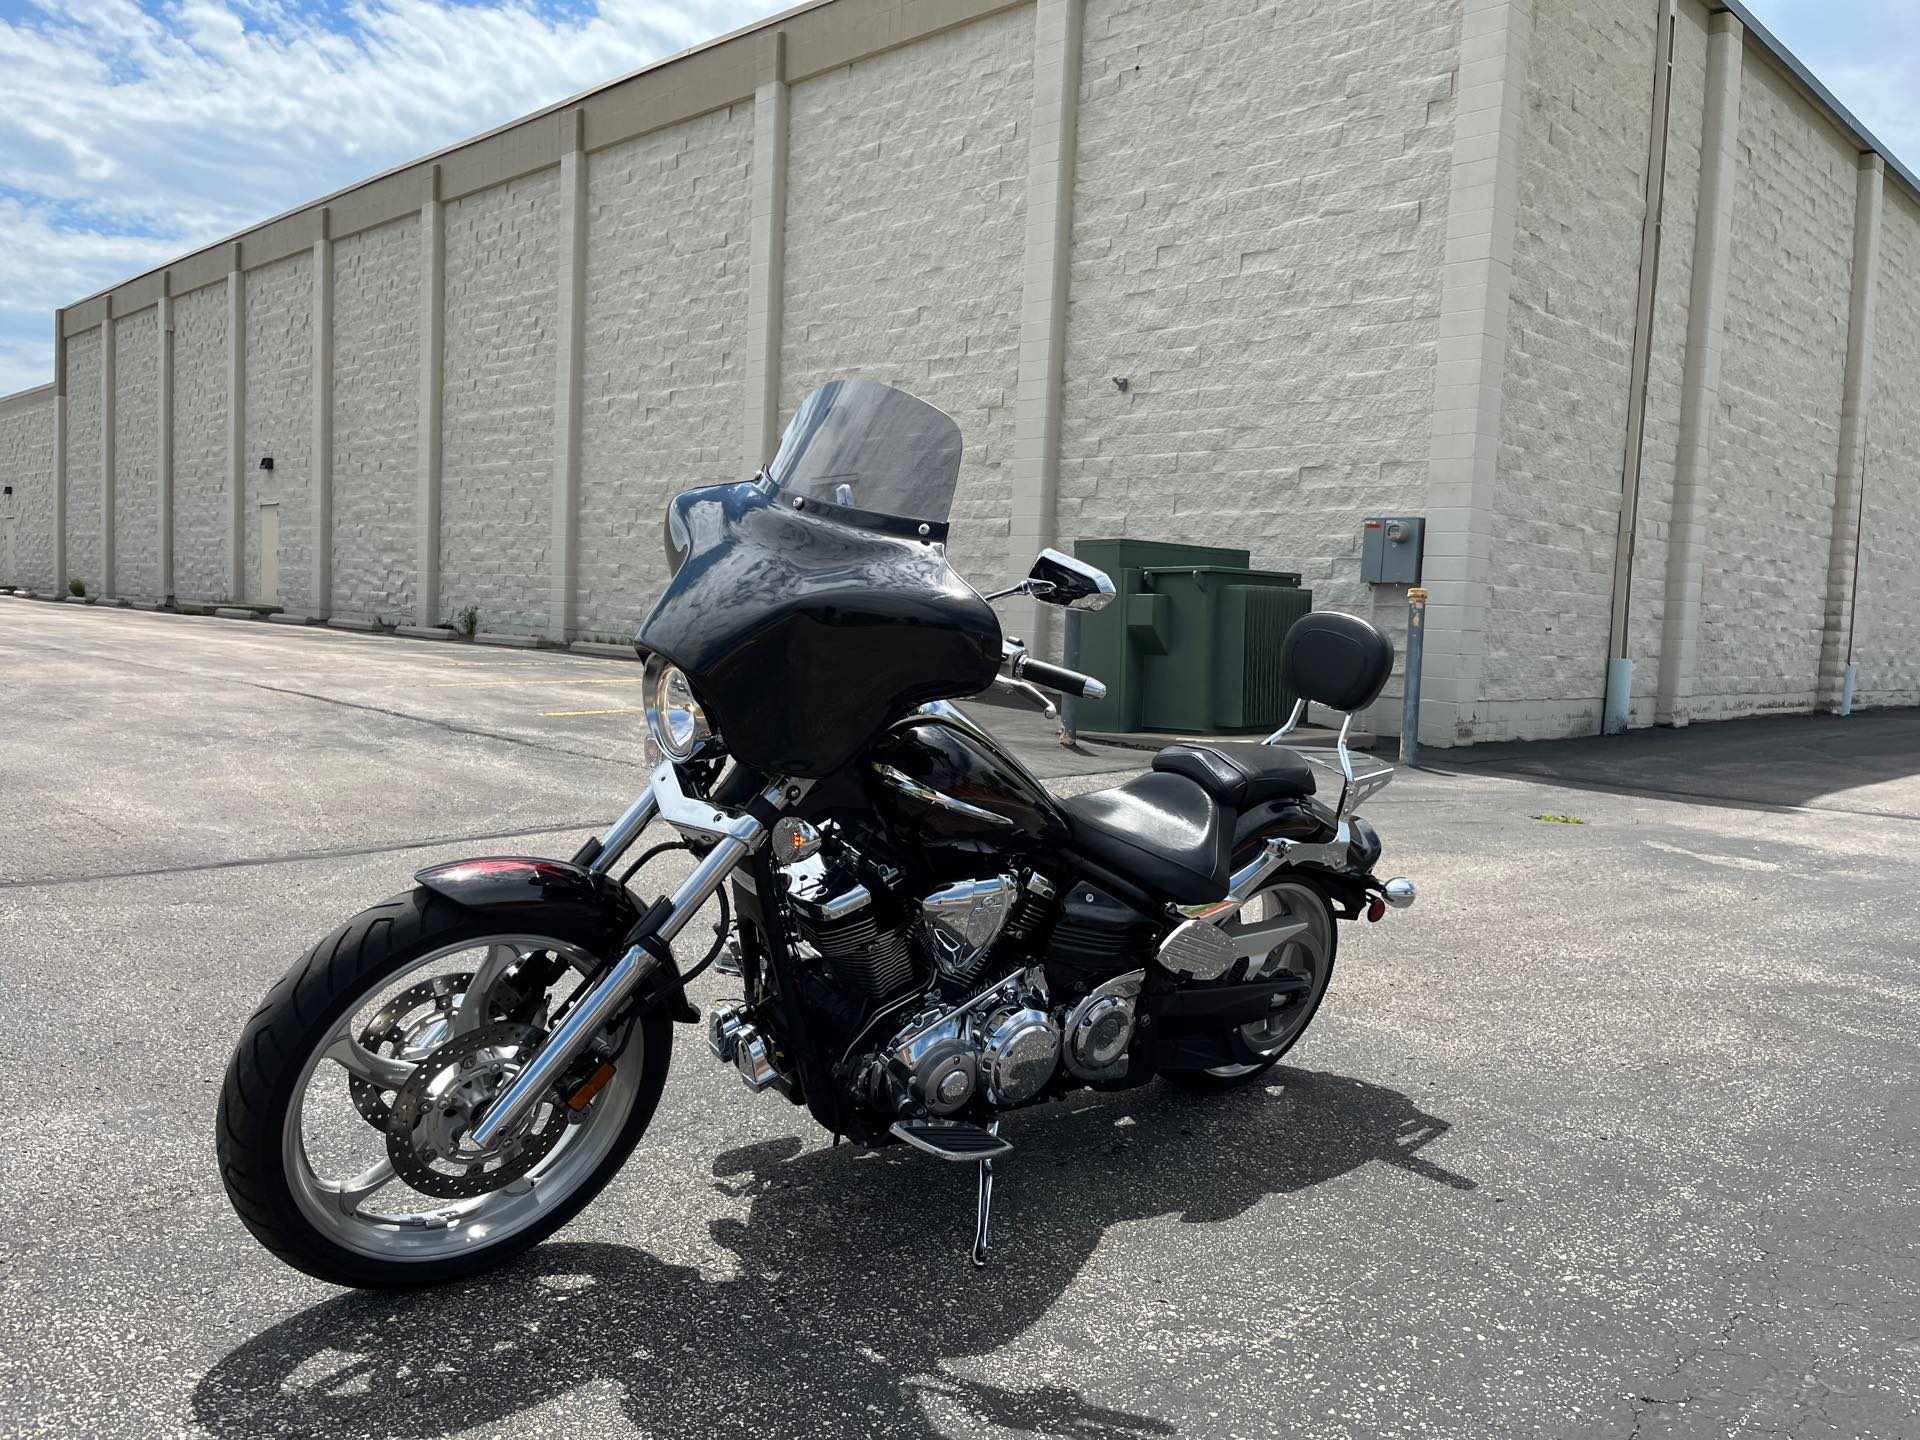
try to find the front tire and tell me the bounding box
[1163,879,1338,1092]
[216,889,671,1289]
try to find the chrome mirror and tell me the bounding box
[1027,549,1115,612]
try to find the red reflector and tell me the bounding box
[1366,897,1386,922]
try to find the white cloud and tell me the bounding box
[6,0,1917,396]
[0,0,787,393]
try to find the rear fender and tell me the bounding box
[412,857,699,1022]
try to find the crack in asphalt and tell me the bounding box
[1623,1306,1745,1439]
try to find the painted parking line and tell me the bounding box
[539,706,647,717]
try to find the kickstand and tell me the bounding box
[971,1121,1000,1267]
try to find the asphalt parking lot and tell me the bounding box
[2,597,1916,1439]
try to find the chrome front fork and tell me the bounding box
[470,767,789,1147]
[585,790,660,876]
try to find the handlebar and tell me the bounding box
[1011,653,1107,701]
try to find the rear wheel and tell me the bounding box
[1163,879,1337,1092]
[216,890,672,1289]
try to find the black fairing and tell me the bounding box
[639,482,1001,778]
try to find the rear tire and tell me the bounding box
[1163,879,1337,1092]
[216,889,672,1289]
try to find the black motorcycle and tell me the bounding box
[216,379,1416,1288]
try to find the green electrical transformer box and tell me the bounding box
[1070,539,1312,735]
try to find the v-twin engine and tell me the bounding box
[854,964,1146,1119]
[738,857,1148,1120]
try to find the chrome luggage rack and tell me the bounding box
[1262,698,1394,821]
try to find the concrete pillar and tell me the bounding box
[743,31,788,474]
[51,312,66,592]
[549,113,587,644]
[100,311,116,597]
[158,274,174,602]
[417,166,445,628]
[226,243,246,602]
[1817,153,1884,712]
[1654,12,1744,727]
[312,210,333,618]
[1006,0,1084,655]
[1418,0,1533,746]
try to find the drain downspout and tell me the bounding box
[1604,0,1677,735]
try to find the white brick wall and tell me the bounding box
[1695,56,1854,716]
[10,0,1917,739]
[64,330,102,595]
[172,283,230,602]
[331,216,421,623]
[1484,0,1656,729]
[1853,183,1920,707]
[113,310,160,599]
[1060,0,1458,728]
[243,253,314,608]
[577,103,753,639]
[781,8,1032,595]
[440,170,559,636]
[0,395,54,589]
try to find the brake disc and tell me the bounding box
[346,973,471,1128]
[384,1020,570,1200]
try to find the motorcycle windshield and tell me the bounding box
[764,379,962,528]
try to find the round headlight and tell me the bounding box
[644,656,710,761]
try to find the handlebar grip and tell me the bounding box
[1016,657,1107,701]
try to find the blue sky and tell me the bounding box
[1,0,1915,394]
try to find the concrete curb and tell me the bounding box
[61,594,92,604]
[326,617,386,632]
[475,632,543,649]
[212,607,262,620]
[268,613,319,626]
[396,625,457,641]
[568,641,638,660]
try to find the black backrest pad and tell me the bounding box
[1279,611,1395,713]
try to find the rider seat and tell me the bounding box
[1060,773,1232,905]
[1058,610,1396,907]
[1151,742,1315,807]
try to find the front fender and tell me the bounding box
[412,857,699,1022]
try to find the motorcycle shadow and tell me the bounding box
[193,1067,1474,1439]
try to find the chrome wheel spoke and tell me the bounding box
[453,943,521,1037]
[322,1028,417,1091]
[319,1158,399,1217]
[284,933,641,1263]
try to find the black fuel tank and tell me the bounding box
[867,711,1069,859]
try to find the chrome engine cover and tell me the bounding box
[1060,970,1144,1083]
[868,969,1061,1118]
[919,874,1019,984]
[890,1013,979,1116]
[978,1004,1059,1105]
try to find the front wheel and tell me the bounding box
[1163,879,1337,1092]
[216,890,671,1289]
